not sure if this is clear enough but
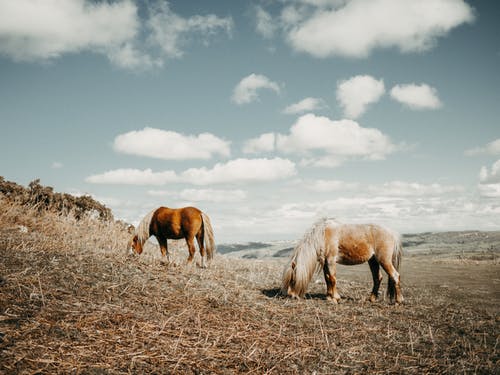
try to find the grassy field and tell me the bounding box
[0,199,499,374]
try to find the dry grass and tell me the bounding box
[0,198,498,374]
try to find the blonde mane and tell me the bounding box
[281,217,340,297]
[135,208,156,245]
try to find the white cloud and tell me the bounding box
[85,168,178,185]
[181,158,297,185]
[479,160,500,184]
[284,0,475,58]
[146,1,233,59]
[465,139,500,156]
[148,188,247,203]
[113,127,230,160]
[86,158,296,186]
[367,181,464,197]
[282,97,326,115]
[179,188,246,203]
[276,114,396,163]
[107,42,162,70]
[308,179,360,192]
[255,5,276,39]
[243,133,276,154]
[231,73,281,105]
[0,0,233,69]
[51,161,63,169]
[390,83,442,110]
[0,0,138,62]
[336,75,385,118]
[478,184,500,198]
[304,179,464,195]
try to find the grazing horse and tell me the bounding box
[129,206,216,268]
[282,218,403,304]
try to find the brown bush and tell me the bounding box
[0,177,113,221]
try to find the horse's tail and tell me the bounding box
[392,236,403,272]
[201,212,216,261]
[281,218,329,298]
[387,233,403,300]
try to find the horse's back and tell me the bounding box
[326,223,398,265]
[153,206,203,238]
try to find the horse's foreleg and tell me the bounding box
[157,237,171,263]
[323,257,340,303]
[379,259,403,304]
[368,256,382,302]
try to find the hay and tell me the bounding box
[0,199,498,374]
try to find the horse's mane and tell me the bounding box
[135,208,156,245]
[281,217,340,296]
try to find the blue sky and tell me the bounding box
[1,0,499,242]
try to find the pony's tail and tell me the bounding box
[201,212,216,260]
[393,238,403,272]
[387,236,403,300]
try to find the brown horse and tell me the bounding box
[129,206,216,268]
[282,218,403,304]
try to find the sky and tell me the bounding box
[0,0,499,243]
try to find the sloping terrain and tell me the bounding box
[0,181,498,374]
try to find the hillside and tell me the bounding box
[0,179,498,374]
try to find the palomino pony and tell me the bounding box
[282,218,403,304]
[129,206,216,268]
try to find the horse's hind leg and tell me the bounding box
[196,231,206,268]
[185,235,196,265]
[323,256,341,303]
[379,258,403,304]
[368,256,382,303]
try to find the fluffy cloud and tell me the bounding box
[231,74,281,105]
[147,1,233,59]
[367,181,464,196]
[113,127,230,160]
[148,188,247,203]
[479,160,500,184]
[86,168,178,185]
[0,0,138,61]
[306,179,464,196]
[243,133,276,154]
[181,158,296,185]
[86,158,296,186]
[308,180,360,192]
[390,83,442,110]
[283,0,475,58]
[282,97,326,115]
[478,184,500,198]
[255,5,276,39]
[0,0,232,69]
[276,114,396,163]
[465,139,500,156]
[336,75,385,118]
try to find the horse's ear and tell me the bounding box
[127,225,135,234]
[291,261,296,270]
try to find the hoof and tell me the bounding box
[326,295,340,304]
[369,294,378,303]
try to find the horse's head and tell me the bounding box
[129,234,143,255]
